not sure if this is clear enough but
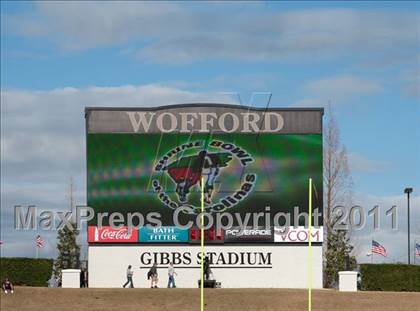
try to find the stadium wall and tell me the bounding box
[88,245,323,288]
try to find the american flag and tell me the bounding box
[372,240,387,257]
[36,235,44,248]
[416,243,420,257]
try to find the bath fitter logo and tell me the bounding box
[152,140,257,214]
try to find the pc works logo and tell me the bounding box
[152,139,257,214]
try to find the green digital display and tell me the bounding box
[87,133,323,226]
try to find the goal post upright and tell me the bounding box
[308,178,313,311]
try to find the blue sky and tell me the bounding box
[1,1,419,264]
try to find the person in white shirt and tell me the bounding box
[123,265,134,288]
[167,262,177,288]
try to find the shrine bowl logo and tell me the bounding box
[152,140,257,214]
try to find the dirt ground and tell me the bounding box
[1,287,419,311]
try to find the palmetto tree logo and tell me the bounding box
[164,150,232,204]
[152,139,257,213]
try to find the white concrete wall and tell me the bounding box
[62,269,81,288]
[339,271,358,292]
[88,245,323,288]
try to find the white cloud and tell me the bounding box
[306,75,382,100]
[0,84,233,257]
[8,2,184,50]
[291,75,382,107]
[1,84,232,173]
[291,98,326,108]
[400,67,420,99]
[5,3,419,65]
[348,152,391,173]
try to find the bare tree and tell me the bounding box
[66,176,75,216]
[324,105,353,229]
[323,105,355,287]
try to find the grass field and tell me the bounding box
[1,287,419,311]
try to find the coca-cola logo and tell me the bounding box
[100,228,131,240]
[88,226,138,243]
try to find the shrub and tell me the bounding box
[360,263,420,292]
[0,257,53,287]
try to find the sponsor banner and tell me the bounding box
[189,227,224,244]
[224,227,273,243]
[274,226,323,243]
[88,226,138,243]
[139,226,189,243]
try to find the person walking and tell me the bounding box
[203,256,211,280]
[167,262,177,288]
[80,268,86,288]
[123,265,134,288]
[149,262,159,288]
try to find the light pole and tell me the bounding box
[404,187,413,265]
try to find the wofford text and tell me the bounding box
[126,111,284,133]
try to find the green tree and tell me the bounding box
[53,223,80,278]
[53,177,80,278]
[324,230,357,287]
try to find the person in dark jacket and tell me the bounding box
[203,256,212,280]
[80,268,87,288]
[149,262,158,288]
[2,278,14,294]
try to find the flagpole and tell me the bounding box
[371,235,374,264]
[308,178,312,311]
[200,176,204,311]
